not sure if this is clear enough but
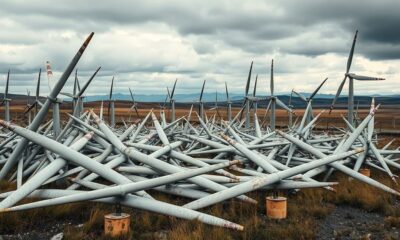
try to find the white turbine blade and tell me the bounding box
[276,97,292,113]
[60,92,74,98]
[348,73,385,81]
[292,90,307,102]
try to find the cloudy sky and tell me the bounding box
[0,0,399,98]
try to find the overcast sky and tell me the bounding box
[0,0,399,97]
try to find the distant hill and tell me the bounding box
[1,92,399,109]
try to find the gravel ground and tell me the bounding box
[0,221,81,240]
[316,205,399,240]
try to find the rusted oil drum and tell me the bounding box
[266,196,287,219]
[104,213,131,237]
[359,168,371,177]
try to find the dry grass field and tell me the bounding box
[1,171,400,239]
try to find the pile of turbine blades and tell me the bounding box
[0,30,399,231]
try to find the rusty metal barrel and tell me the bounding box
[266,196,287,219]
[104,213,131,237]
[359,168,371,177]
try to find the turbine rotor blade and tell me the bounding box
[24,102,37,115]
[253,74,258,97]
[225,82,229,101]
[329,76,347,113]
[5,69,10,98]
[129,87,135,103]
[78,67,101,97]
[199,80,206,101]
[348,73,385,81]
[36,69,41,99]
[109,76,114,100]
[170,79,177,99]
[346,30,358,73]
[245,61,253,96]
[276,97,292,113]
[309,77,328,100]
[73,69,78,96]
[292,90,307,102]
[270,59,274,96]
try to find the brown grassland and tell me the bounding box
[1,171,400,239]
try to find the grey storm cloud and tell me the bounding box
[0,0,398,96]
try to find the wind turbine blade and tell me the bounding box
[73,69,78,96]
[270,59,274,96]
[24,102,36,115]
[329,76,347,113]
[167,87,171,100]
[292,90,307,102]
[253,74,258,97]
[60,92,74,98]
[171,79,177,99]
[134,106,139,117]
[309,77,328,100]
[346,30,358,73]
[76,76,81,93]
[348,73,385,81]
[162,90,169,108]
[109,76,114,100]
[129,87,135,102]
[239,98,248,121]
[199,80,206,101]
[245,61,253,96]
[261,100,271,125]
[78,67,101,97]
[99,100,104,120]
[36,69,41,99]
[225,82,229,100]
[5,69,10,97]
[276,97,292,113]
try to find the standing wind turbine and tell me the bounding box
[268,59,294,131]
[292,77,328,124]
[329,30,385,127]
[108,76,115,127]
[1,70,11,121]
[45,61,62,138]
[60,68,100,117]
[225,82,232,122]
